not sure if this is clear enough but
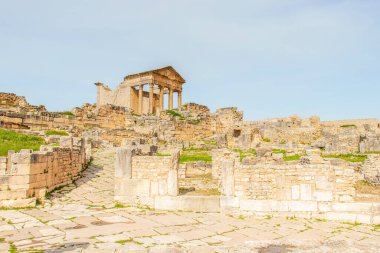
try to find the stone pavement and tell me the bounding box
[0,149,379,252]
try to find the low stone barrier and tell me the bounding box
[0,137,91,207]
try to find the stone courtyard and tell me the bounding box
[0,148,378,253]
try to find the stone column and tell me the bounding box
[169,88,173,110]
[149,84,154,114]
[178,91,182,108]
[115,148,133,179]
[221,159,235,197]
[167,151,180,196]
[138,84,143,114]
[159,87,164,111]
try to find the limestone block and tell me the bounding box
[291,185,300,200]
[114,178,150,197]
[220,196,240,208]
[11,153,31,164]
[318,202,332,212]
[0,197,36,208]
[300,184,312,201]
[314,191,333,201]
[325,212,371,224]
[59,137,73,148]
[287,201,318,212]
[154,196,220,212]
[221,160,234,197]
[373,216,380,225]
[150,181,159,196]
[115,148,133,179]
[332,202,373,212]
[158,180,168,195]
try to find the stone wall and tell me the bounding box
[114,149,179,207]
[361,155,380,185]
[0,92,46,113]
[0,137,90,207]
[214,150,380,224]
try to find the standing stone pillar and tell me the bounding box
[115,148,133,179]
[169,88,173,110]
[167,151,179,196]
[149,84,154,114]
[159,87,164,111]
[221,159,235,197]
[138,84,143,114]
[178,91,182,108]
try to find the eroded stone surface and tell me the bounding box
[0,148,379,252]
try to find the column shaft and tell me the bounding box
[138,84,143,114]
[169,88,173,110]
[159,87,164,111]
[178,91,182,108]
[149,84,154,114]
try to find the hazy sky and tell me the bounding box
[1,0,379,120]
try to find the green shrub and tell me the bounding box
[263,138,271,142]
[45,130,69,136]
[0,129,45,156]
[166,110,184,119]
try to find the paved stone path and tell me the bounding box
[0,148,379,252]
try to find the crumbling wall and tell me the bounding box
[0,92,46,112]
[216,150,380,224]
[361,155,380,185]
[114,149,179,206]
[0,137,90,206]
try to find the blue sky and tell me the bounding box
[1,0,379,120]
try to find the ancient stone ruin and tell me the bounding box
[1,66,380,226]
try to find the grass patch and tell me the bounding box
[233,148,256,162]
[272,149,286,154]
[340,124,357,128]
[9,243,17,253]
[265,215,273,220]
[54,111,74,116]
[113,202,126,208]
[262,138,271,143]
[115,239,133,245]
[322,154,367,163]
[155,153,171,157]
[0,129,45,156]
[45,130,69,136]
[364,151,380,155]
[179,150,212,164]
[284,154,301,161]
[342,221,362,226]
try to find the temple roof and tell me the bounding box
[124,66,186,84]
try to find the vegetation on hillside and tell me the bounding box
[322,153,367,163]
[0,129,45,156]
[45,130,69,136]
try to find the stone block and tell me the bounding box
[291,185,300,200]
[300,184,312,200]
[114,178,150,197]
[318,202,332,212]
[220,196,240,208]
[154,196,220,212]
[314,191,333,201]
[325,212,371,224]
[332,202,373,212]
[11,153,31,164]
